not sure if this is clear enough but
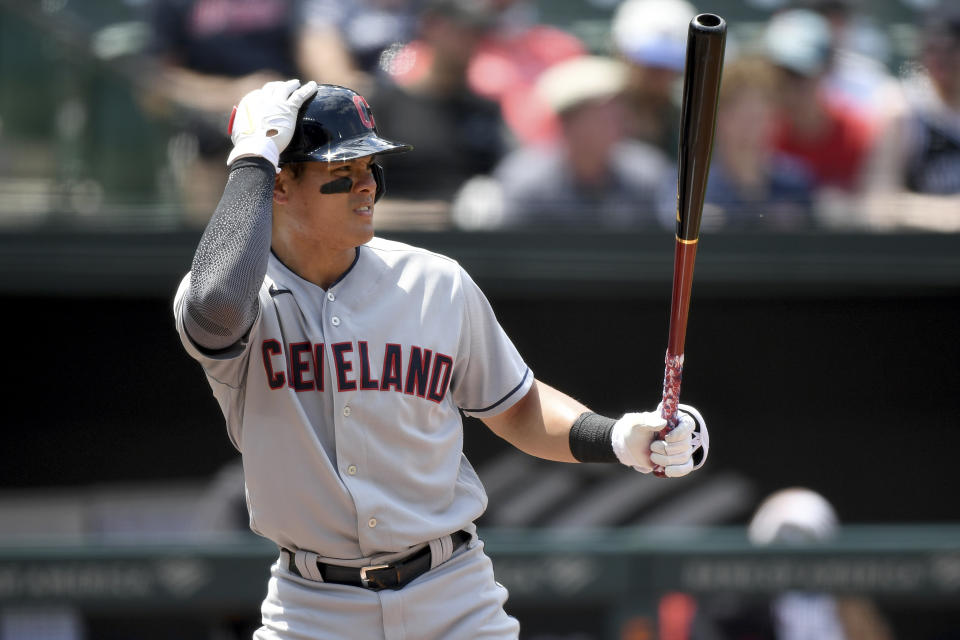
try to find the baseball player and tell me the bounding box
[173,79,709,640]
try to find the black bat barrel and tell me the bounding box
[675,13,726,242]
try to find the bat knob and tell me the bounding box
[692,13,726,32]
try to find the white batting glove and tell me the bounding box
[611,404,709,477]
[226,79,318,169]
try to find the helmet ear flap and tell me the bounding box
[373,163,386,202]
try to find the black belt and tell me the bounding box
[284,530,470,591]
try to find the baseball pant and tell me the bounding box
[253,538,519,640]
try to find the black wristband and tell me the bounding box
[569,412,618,463]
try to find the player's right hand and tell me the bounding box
[611,405,707,477]
[226,79,318,170]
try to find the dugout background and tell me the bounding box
[3,229,958,526]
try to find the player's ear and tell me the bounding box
[273,169,290,204]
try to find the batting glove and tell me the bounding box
[611,404,709,477]
[226,79,318,170]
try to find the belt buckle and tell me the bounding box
[359,564,391,589]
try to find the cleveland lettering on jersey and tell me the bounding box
[262,339,454,403]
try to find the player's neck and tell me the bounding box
[272,239,358,290]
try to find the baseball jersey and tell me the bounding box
[174,237,532,560]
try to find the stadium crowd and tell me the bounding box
[0,0,957,231]
[137,0,960,233]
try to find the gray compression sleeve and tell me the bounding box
[181,157,275,351]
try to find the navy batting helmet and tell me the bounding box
[279,84,411,201]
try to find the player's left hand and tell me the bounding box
[611,404,708,477]
[226,78,318,169]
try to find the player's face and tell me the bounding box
[275,157,378,250]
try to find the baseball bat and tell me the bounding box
[654,14,726,476]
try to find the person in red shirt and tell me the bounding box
[466,0,587,145]
[763,9,875,191]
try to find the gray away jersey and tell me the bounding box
[174,238,532,560]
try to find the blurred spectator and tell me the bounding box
[466,0,587,145]
[791,0,899,126]
[763,9,875,193]
[687,488,894,640]
[297,0,420,95]
[859,2,960,231]
[368,0,508,217]
[144,0,327,224]
[701,55,816,231]
[453,55,672,230]
[610,0,698,161]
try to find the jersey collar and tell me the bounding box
[267,243,387,301]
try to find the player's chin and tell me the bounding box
[350,214,376,244]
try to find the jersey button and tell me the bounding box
[368,518,377,528]
[331,316,341,326]
[347,465,357,476]
[327,292,335,302]
[342,406,352,417]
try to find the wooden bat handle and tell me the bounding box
[653,239,697,477]
[661,237,699,423]
[661,351,685,431]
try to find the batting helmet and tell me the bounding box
[279,84,412,202]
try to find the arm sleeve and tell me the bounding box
[180,156,275,351]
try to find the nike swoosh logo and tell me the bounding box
[269,285,292,297]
